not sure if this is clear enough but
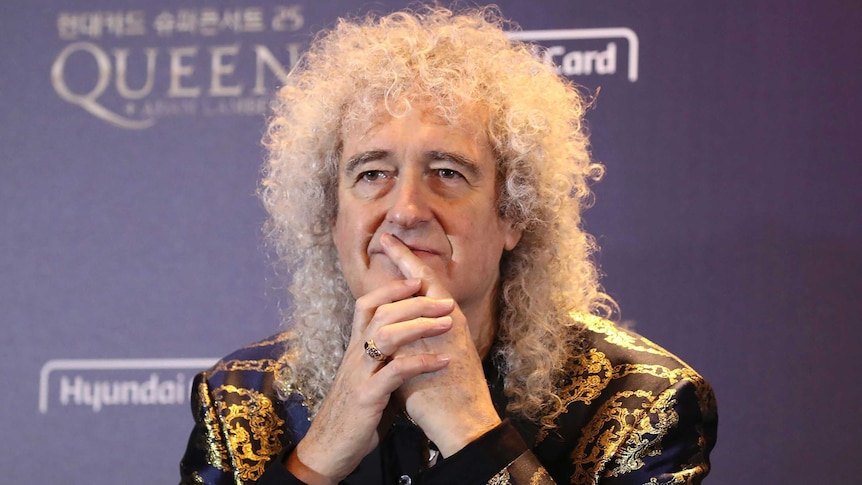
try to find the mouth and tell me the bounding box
[367,234,445,261]
[369,245,440,257]
[406,248,439,258]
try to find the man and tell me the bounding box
[180,6,717,485]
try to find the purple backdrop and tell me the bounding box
[2,1,860,483]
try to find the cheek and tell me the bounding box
[331,217,364,296]
[332,204,356,263]
[464,217,511,266]
[332,207,345,246]
[452,227,504,266]
[332,203,378,264]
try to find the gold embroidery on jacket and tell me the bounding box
[606,387,679,477]
[559,349,613,406]
[569,389,662,484]
[488,469,512,485]
[211,385,285,483]
[612,364,696,384]
[195,380,231,472]
[245,332,291,348]
[639,408,712,484]
[505,451,553,484]
[644,464,710,485]
[210,359,282,375]
[533,349,613,444]
[691,374,717,420]
[614,362,716,432]
[187,471,206,484]
[575,314,675,359]
[530,467,550,485]
[554,314,715,485]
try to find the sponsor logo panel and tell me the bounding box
[39,358,218,413]
[509,28,639,82]
[50,6,640,129]
[51,5,305,129]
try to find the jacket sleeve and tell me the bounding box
[179,372,238,484]
[416,420,555,485]
[179,372,308,485]
[254,448,308,485]
[419,376,716,485]
[582,377,718,485]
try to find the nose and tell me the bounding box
[385,175,432,228]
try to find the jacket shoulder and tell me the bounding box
[566,313,715,408]
[206,332,291,380]
[180,333,309,484]
[575,314,701,373]
[554,314,718,483]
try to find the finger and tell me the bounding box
[352,277,422,334]
[380,233,452,298]
[359,311,453,368]
[372,315,453,355]
[372,353,451,395]
[366,296,455,334]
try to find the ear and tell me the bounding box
[503,223,523,251]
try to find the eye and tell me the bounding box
[435,168,463,180]
[358,170,387,182]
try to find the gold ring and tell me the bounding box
[364,339,387,362]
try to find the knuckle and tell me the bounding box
[385,357,404,373]
[419,354,437,367]
[380,358,408,382]
[367,307,391,331]
[354,294,375,313]
[374,326,392,349]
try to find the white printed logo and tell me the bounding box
[508,28,640,82]
[39,358,218,413]
[50,5,305,129]
[51,8,639,129]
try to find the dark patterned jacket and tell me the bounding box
[179,314,717,484]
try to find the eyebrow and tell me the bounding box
[427,151,481,179]
[343,150,388,174]
[343,149,481,179]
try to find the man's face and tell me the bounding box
[332,105,522,323]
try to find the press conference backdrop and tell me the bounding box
[1,0,859,483]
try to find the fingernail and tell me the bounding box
[439,298,455,307]
[405,278,421,287]
[437,355,451,364]
[438,316,453,328]
[382,232,400,246]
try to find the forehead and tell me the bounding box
[341,99,488,147]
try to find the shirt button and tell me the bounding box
[398,475,412,485]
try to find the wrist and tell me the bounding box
[433,414,502,458]
[285,448,338,485]
[420,420,528,484]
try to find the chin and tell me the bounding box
[360,264,409,290]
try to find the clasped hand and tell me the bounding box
[287,233,501,484]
